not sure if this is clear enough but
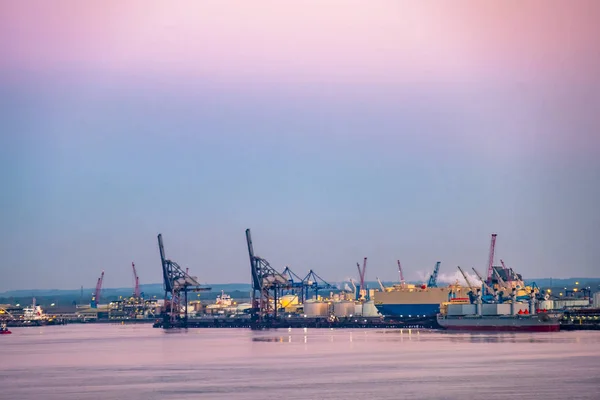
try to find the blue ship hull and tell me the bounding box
[375,303,441,317]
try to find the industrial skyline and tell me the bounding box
[1,1,599,291]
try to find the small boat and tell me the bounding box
[0,323,12,335]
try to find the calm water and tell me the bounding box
[1,325,599,400]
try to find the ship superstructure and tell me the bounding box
[373,260,470,317]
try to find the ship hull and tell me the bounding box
[437,314,561,332]
[375,304,441,318]
[373,286,466,318]
[441,324,559,332]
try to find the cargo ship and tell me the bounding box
[373,283,469,318]
[436,295,562,332]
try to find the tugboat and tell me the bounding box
[0,322,11,335]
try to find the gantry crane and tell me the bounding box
[302,269,336,302]
[157,234,211,328]
[280,266,305,300]
[245,229,289,322]
[427,262,441,288]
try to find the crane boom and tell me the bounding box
[356,258,367,300]
[95,271,104,300]
[376,277,386,291]
[500,259,513,282]
[492,268,508,290]
[132,262,140,298]
[486,233,497,282]
[427,261,441,288]
[397,260,405,284]
[91,270,104,308]
[472,267,494,294]
[457,266,474,289]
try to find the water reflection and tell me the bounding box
[249,328,594,345]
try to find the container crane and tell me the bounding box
[91,270,104,309]
[302,270,336,302]
[427,262,441,288]
[131,262,140,298]
[158,233,211,327]
[280,266,305,301]
[245,229,289,322]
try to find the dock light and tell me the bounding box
[574,288,578,292]
[575,282,579,285]
[546,289,551,293]
[559,293,563,296]
[50,303,55,306]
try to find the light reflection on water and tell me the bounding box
[1,325,599,400]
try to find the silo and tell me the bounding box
[280,294,299,308]
[333,301,355,317]
[354,303,363,316]
[304,301,330,317]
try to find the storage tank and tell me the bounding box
[279,295,299,308]
[354,303,363,316]
[333,301,355,317]
[304,301,329,317]
[361,300,381,317]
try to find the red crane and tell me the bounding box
[397,260,405,284]
[132,262,140,298]
[91,270,104,307]
[486,233,497,282]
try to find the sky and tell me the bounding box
[0,0,599,292]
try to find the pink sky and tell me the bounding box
[0,0,598,162]
[1,0,598,84]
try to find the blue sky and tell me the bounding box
[1,1,599,291]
